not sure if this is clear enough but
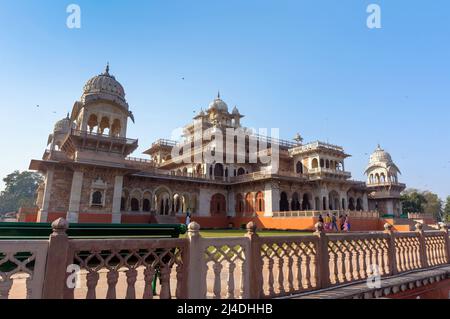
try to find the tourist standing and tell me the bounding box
[318,214,324,225]
[339,215,345,231]
[331,214,338,232]
[185,212,191,226]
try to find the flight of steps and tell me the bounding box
[154,215,180,224]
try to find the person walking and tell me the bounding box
[318,214,324,225]
[331,214,338,232]
[324,213,331,230]
[344,215,351,232]
[339,215,345,231]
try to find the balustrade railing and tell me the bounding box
[1,220,449,299]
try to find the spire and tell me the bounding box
[66,112,70,119]
[217,91,221,99]
[105,62,110,75]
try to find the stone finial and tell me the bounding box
[315,222,324,233]
[246,221,257,235]
[188,221,200,233]
[384,223,393,232]
[51,218,69,235]
[415,222,424,232]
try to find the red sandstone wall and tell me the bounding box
[178,216,385,231]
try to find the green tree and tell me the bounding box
[444,196,450,222]
[401,189,427,214]
[422,191,443,220]
[0,170,43,213]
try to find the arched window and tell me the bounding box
[256,192,265,212]
[320,159,325,168]
[280,192,289,212]
[214,164,224,178]
[210,194,226,216]
[143,199,151,212]
[296,162,304,174]
[326,160,330,169]
[245,193,255,215]
[121,197,126,211]
[87,114,98,133]
[311,158,319,169]
[131,198,140,211]
[111,119,121,137]
[356,198,363,211]
[291,192,300,211]
[302,194,311,210]
[348,198,355,211]
[92,191,103,206]
[235,194,244,216]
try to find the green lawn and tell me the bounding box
[182,229,313,238]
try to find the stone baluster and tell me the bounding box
[226,263,236,299]
[439,223,449,264]
[416,223,428,269]
[211,263,223,299]
[287,254,294,292]
[267,258,275,296]
[384,223,397,276]
[86,271,100,299]
[245,222,263,299]
[25,276,33,299]
[276,256,285,294]
[175,263,184,299]
[296,254,304,289]
[314,222,331,289]
[0,278,12,299]
[42,218,70,299]
[125,268,138,299]
[159,265,171,299]
[143,267,156,299]
[106,270,119,299]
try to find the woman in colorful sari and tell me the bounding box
[324,213,332,230]
[344,215,351,232]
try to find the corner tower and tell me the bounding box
[365,145,406,216]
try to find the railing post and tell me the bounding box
[415,223,428,269]
[186,222,206,299]
[438,222,450,263]
[42,218,69,299]
[245,222,262,299]
[314,222,330,289]
[384,223,398,276]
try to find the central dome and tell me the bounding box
[83,64,126,101]
[208,93,228,112]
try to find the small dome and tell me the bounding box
[82,64,126,101]
[232,106,240,115]
[369,145,393,164]
[365,144,401,175]
[208,92,228,112]
[54,114,75,133]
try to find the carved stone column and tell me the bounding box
[112,175,123,224]
[37,168,54,223]
[67,170,84,223]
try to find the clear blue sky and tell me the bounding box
[0,0,449,199]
